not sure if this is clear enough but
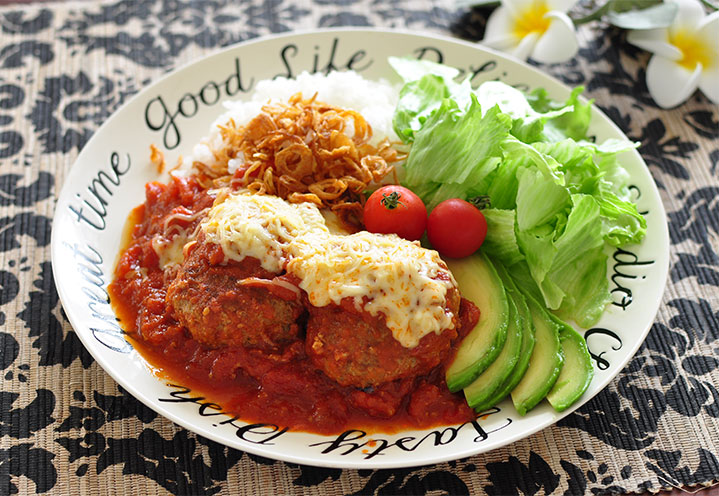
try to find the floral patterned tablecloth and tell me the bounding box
[1,0,718,494]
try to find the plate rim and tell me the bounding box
[50,27,671,469]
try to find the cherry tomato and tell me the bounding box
[363,185,427,241]
[427,198,487,258]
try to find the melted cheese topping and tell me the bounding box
[152,208,210,269]
[201,189,456,348]
[201,190,328,273]
[152,228,188,269]
[287,231,456,348]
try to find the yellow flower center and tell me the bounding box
[670,29,712,71]
[513,2,551,39]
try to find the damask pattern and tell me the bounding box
[1,0,718,494]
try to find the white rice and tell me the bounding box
[186,70,400,171]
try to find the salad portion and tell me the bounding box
[390,57,646,328]
[367,57,647,416]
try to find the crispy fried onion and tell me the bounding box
[238,276,301,300]
[150,144,166,173]
[193,93,404,227]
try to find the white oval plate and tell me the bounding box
[51,28,669,469]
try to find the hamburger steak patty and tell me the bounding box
[166,236,304,352]
[305,284,462,389]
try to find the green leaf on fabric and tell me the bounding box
[607,2,679,29]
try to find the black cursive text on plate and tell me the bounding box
[141,39,505,150]
[412,45,499,86]
[144,57,254,150]
[610,247,654,310]
[68,152,130,231]
[157,385,511,458]
[64,241,131,353]
[584,327,623,370]
[159,385,289,444]
[276,37,373,79]
[310,407,511,460]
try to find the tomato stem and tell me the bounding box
[381,191,404,210]
[468,195,491,210]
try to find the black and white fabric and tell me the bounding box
[1,1,718,494]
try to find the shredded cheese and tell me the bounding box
[287,231,456,348]
[152,208,210,269]
[201,190,328,273]
[152,227,188,269]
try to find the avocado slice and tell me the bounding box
[510,296,564,416]
[546,321,594,411]
[463,259,533,412]
[444,252,509,392]
[463,293,523,410]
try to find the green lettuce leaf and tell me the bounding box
[530,139,647,245]
[402,95,512,210]
[389,56,471,142]
[481,209,524,266]
[527,86,593,141]
[515,167,569,231]
[393,75,452,142]
[547,195,611,326]
[477,81,575,143]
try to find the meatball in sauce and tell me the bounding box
[166,235,304,353]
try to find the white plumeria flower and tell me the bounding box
[481,0,581,63]
[627,0,719,108]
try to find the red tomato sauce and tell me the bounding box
[108,175,478,435]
